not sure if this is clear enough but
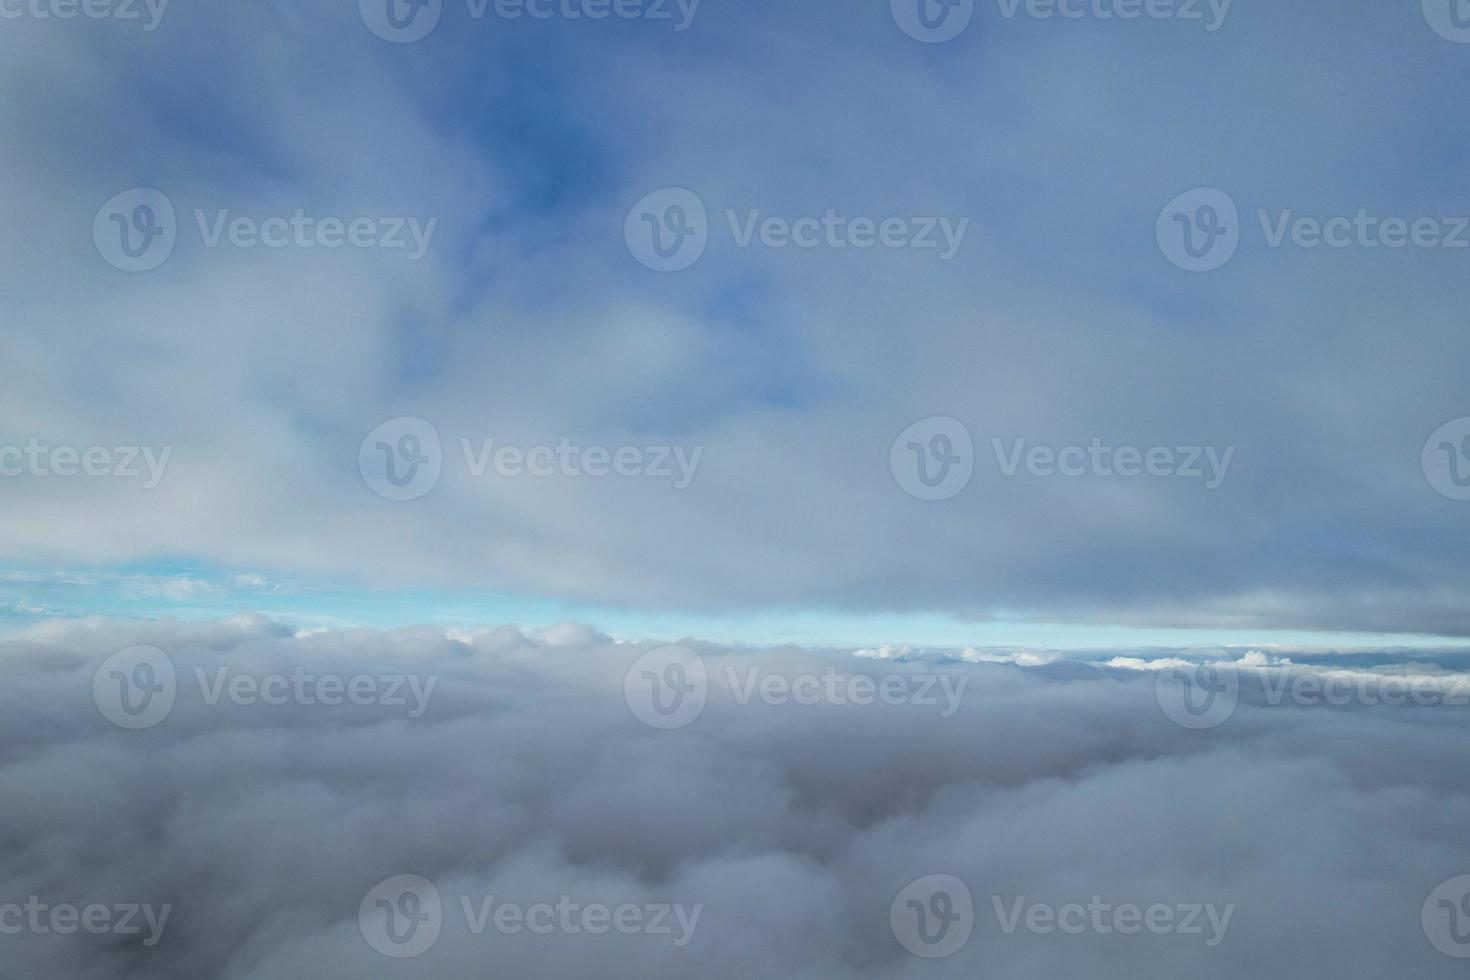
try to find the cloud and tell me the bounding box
[1,0,1469,634]
[2,617,1468,977]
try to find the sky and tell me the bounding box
[9,4,1470,977]
[2,0,1470,648]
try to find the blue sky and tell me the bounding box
[2,0,1470,648]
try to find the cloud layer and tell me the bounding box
[2,0,1470,633]
[4,617,1470,977]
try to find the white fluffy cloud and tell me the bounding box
[2,617,1469,977]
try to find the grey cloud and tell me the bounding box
[1,618,1468,977]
